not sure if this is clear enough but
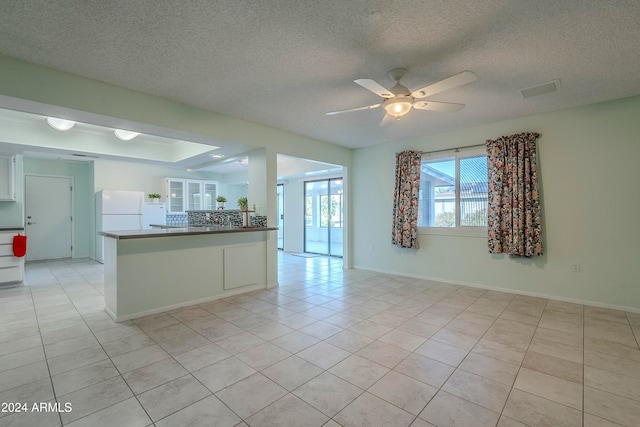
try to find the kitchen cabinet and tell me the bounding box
[186,180,202,211]
[0,230,24,285]
[165,178,217,213]
[166,179,185,213]
[202,182,217,210]
[0,156,16,201]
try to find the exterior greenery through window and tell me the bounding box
[418,147,488,228]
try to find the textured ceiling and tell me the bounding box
[1,0,639,148]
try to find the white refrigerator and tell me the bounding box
[96,190,145,263]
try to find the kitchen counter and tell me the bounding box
[99,226,277,240]
[101,225,278,321]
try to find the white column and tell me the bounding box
[248,148,278,288]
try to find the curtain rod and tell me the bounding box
[421,143,485,155]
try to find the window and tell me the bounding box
[418,147,488,229]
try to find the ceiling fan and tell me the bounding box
[326,68,477,125]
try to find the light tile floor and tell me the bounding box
[1,254,639,426]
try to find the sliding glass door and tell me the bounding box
[304,178,343,257]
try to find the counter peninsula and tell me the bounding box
[99,226,278,321]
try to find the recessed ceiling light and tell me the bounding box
[114,129,141,141]
[209,154,224,159]
[46,117,76,131]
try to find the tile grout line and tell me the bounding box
[31,259,153,426]
[23,268,65,427]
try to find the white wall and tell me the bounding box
[217,183,248,209]
[216,170,249,209]
[352,95,640,311]
[93,159,221,197]
[282,179,305,253]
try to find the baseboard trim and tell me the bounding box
[104,283,267,322]
[352,264,640,314]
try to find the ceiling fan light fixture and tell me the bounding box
[114,129,141,141]
[46,117,76,131]
[383,96,413,118]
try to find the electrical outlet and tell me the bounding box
[571,263,581,273]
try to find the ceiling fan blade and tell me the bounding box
[411,71,477,99]
[379,113,398,126]
[354,79,394,98]
[413,100,465,112]
[325,103,381,116]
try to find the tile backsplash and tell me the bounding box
[187,211,267,228]
[166,214,187,226]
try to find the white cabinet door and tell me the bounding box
[166,179,186,213]
[186,180,203,211]
[0,231,23,284]
[202,181,217,210]
[0,156,16,201]
[223,244,259,290]
[166,179,219,212]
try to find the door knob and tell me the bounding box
[27,222,36,225]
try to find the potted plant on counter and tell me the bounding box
[238,196,249,226]
[148,193,161,203]
[216,195,227,209]
[237,197,248,211]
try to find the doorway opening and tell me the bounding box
[304,178,343,257]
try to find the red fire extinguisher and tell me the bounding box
[13,233,27,257]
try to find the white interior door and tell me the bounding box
[25,175,73,261]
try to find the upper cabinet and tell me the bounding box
[166,179,185,213]
[202,182,217,210]
[0,156,16,201]
[165,178,217,213]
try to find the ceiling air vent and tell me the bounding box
[519,79,561,99]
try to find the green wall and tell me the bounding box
[23,157,94,257]
[352,95,640,311]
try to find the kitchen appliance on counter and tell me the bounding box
[143,202,166,229]
[96,190,144,263]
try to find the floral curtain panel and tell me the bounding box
[486,132,543,257]
[392,150,421,249]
